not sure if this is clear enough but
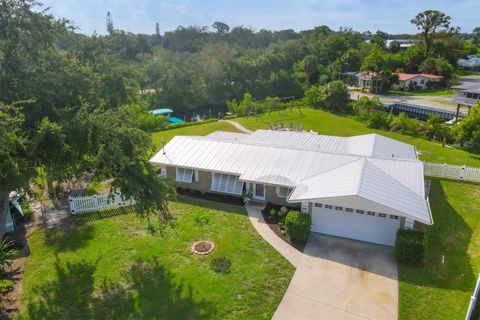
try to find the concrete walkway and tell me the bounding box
[245,205,302,267]
[273,234,398,320]
[220,119,253,133]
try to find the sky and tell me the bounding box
[40,0,480,36]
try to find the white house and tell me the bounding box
[392,73,444,91]
[150,130,433,246]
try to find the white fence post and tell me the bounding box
[465,274,480,320]
[424,162,480,183]
[68,192,135,214]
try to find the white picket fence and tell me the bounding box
[68,192,135,214]
[466,274,480,320]
[424,162,480,183]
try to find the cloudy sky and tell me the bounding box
[40,0,479,35]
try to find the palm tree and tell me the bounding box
[353,96,381,114]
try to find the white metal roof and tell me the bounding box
[241,130,417,159]
[205,131,250,141]
[288,158,431,224]
[149,130,431,224]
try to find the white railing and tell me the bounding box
[424,162,480,183]
[466,274,480,320]
[68,192,135,214]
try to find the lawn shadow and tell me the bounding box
[175,194,246,217]
[44,223,96,253]
[93,258,215,319]
[75,206,135,223]
[18,258,97,320]
[19,258,215,320]
[399,179,476,291]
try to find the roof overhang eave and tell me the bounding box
[287,194,433,225]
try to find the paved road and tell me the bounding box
[350,90,461,114]
[273,234,398,320]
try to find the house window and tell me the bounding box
[467,92,473,99]
[420,79,425,84]
[356,209,364,214]
[378,213,387,218]
[335,206,343,211]
[325,205,333,209]
[367,211,375,216]
[176,167,194,183]
[159,165,167,177]
[390,215,399,220]
[346,208,354,213]
[277,186,291,198]
[211,173,244,195]
[314,203,322,208]
[254,184,265,200]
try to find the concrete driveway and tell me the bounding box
[273,234,398,320]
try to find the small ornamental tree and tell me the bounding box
[193,211,212,240]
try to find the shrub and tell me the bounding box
[0,279,14,294]
[268,208,277,220]
[285,211,311,241]
[0,240,16,274]
[210,257,232,274]
[395,229,427,265]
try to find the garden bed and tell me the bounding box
[261,203,306,252]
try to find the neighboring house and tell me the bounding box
[453,83,480,108]
[356,72,380,92]
[391,73,444,91]
[150,130,433,246]
[458,55,480,70]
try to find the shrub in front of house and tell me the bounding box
[395,229,427,265]
[285,211,311,241]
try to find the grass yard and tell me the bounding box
[388,89,454,97]
[399,179,480,319]
[233,108,480,167]
[151,120,240,148]
[18,196,294,320]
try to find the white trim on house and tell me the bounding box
[175,167,194,183]
[210,172,244,195]
[253,183,266,200]
[277,186,292,198]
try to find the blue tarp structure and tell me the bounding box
[150,108,184,123]
[150,108,173,116]
[167,116,184,124]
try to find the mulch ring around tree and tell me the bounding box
[191,240,215,255]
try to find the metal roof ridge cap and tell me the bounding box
[170,134,420,162]
[355,158,368,196]
[365,158,424,196]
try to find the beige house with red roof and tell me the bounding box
[392,73,444,91]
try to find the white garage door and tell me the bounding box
[311,205,400,246]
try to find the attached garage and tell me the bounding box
[311,204,400,246]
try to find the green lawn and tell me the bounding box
[399,179,480,319]
[233,108,480,167]
[151,120,240,148]
[388,89,454,97]
[18,197,294,320]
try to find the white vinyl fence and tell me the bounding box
[466,274,480,320]
[424,162,480,183]
[68,192,135,214]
